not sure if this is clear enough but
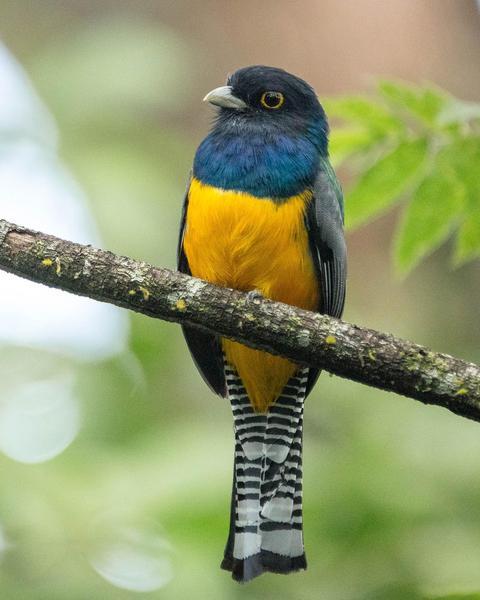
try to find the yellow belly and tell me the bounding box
[183,178,320,412]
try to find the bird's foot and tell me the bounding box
[246,289,263,301]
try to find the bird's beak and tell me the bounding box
[203,86,247,109]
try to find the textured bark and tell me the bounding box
[0,217,479,422]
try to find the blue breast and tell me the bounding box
[193,124,323,199]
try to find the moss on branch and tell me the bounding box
[1,218,480,422]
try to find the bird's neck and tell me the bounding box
[193,120,326,199]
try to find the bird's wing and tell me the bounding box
[177,178,227,397]
[305,157,347,396]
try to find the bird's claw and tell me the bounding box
[246,289,263,301]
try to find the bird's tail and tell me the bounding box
[221,362,308,583]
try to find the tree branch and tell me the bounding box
[0,217,479,422]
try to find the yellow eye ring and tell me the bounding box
[260,91,284,110]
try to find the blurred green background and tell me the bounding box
[1,2,480,599]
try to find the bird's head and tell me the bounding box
[195,66,329,197]
[203,65,328,150]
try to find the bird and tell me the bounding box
[177,65,346,583]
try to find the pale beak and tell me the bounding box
[203,85,247,109]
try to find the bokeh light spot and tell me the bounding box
[89,523,173,592]
[0,378,80,463]
[0,524,8,561]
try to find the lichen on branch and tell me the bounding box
[0,217,480,423]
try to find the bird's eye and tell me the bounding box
[260,91,285,110]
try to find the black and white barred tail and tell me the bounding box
[221,361,308,583]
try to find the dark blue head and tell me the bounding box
[193,65,329,199]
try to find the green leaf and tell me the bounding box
[449,137,480,264]
[455,209,480,264]
[449,138,480,200]
[323,96,404,135]
[378,80,449,125]
[394,151,464,275]
[328,127,384,166]
[439,99,480,125]
[345,138,428,229]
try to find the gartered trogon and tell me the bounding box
[177,65,346,583]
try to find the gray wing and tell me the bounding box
[307,157,347,319]
[304,158,346,397]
